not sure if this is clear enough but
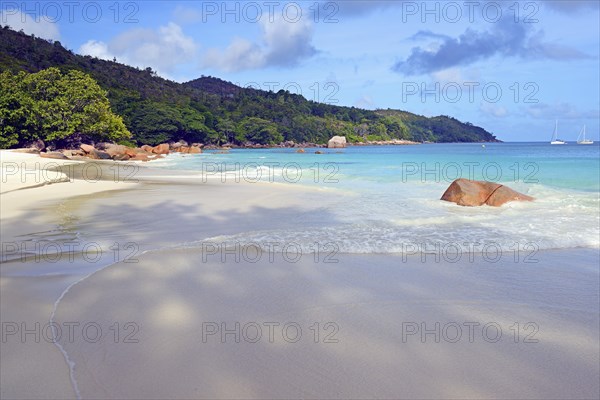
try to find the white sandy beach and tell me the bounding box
[1,150,598,399]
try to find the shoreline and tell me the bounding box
[1,149,598,399]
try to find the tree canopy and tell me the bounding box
[0,67,130,148]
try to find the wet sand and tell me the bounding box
[1,151,598,399]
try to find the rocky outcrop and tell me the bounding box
[441,178,534,207]
[104,144,128,158]
[152,143,170,154]
[169,140,188,151]
[328,136,347,149]
[80,144,95,154]
[37,141,203,163]
[112,154,131,161]
[175,145,202,154]
[87,149,112,160]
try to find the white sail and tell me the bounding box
[550,120,566,144]
[577,125,593,145]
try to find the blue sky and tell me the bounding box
[1,0,599,142]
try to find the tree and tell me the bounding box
[213,118,236,145]
[0,71,36,147]
[236,117,283,145]
[0,68,130,148]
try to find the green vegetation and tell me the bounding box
[0,27,499,148]
[0,67,130,148]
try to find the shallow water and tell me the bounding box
[150,143,600,253]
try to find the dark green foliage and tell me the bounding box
[236,117,283,145]
[0,67,130,147]
[0,27,499,148]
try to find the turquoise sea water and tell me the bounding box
[152,143,600,253]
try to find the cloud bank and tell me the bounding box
[393,17,591,75]
[201,17,317,72]
[0,10,60,41]
[79,23,197,76]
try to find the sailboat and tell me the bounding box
[550,120,566,145]
[577,125,593,145]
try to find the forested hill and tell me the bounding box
[0,27,499,146]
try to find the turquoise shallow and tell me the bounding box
[152,143,600,253]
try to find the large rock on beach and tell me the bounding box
[125,148,139,157]
[87,149,112,160]
[441,178,533,207]
[105,144,128,159]
[112,154,131,161]
[328,136,347,148]
[80,144,95,154]
[152,143,170,154]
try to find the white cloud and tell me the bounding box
[79,40,112,60]
[201,16,317,72]
[0,11,60,41]
[203,38,265,71]
[78,23,198,77]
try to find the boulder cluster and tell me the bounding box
[35,141,203,162]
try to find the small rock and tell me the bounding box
[131,154,150,162]
[170,140,188,150]
[80,144,95,153]
[125,148,139,157]
[296,149,306,153]
[112,154,131,161]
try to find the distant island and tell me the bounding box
[0,27,500,149]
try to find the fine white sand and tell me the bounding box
[1,150,598,399]
[1,151,140,399]
[54,249,599,399]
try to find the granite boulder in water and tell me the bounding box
[441,178,533,207]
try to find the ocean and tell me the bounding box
[146,142,600,254]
